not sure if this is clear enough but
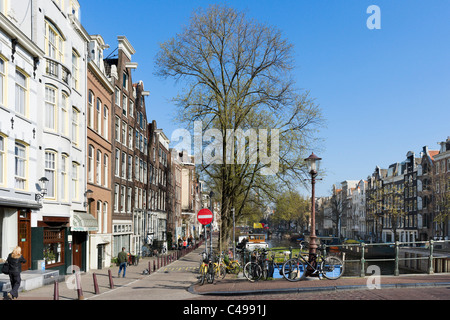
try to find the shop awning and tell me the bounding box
[72,212,98,232]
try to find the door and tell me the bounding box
[72,232,84,271]
[18,210,31,271]
[97,244,104,269]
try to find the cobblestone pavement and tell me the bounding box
[189,286,450,300]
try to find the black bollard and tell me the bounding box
[93,273,100,294]
[108,269,114,289]
[75,272,84,300]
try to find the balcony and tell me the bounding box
[45,58,71,86]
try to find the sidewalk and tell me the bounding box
[10,248,191,300]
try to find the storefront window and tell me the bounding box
[43,228,64,267]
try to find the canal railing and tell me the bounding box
[237,240,450,278]
[323,239,450,277]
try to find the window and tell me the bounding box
[72,162,79,200]
[129,100,134,118]
[43,228,64,267]
[72,107,79,146]
[14,142,27,189]
[96,98,101,133]
[88,91,94,128]
[115,87,120,106]
[45,151,56,199]
[114,184,119,211]
[135,186,138,208]
[103,105,109,140]
[45,20,64,62]
[115,116,120,142]
[72,50,79,90]
[103,154,109,188]
[123,72,128,90]
[103,202,108,233]
[122,121,127,147]
[61,154,68,201]
[0,134,5,185]
[88,145,94,182]
[135,156,139,180]
[0,57,5,105]
[128,127,133,150]
[97,201,102,233]
[15,69,28,116]
[96,150,102,185]
[122,95,127,116]
[127,155,132,180]
[127,187,132,212]
[45,86,57,130]
[60,92,69,136]
[121,152,126,179]
[121,185,126,212]
[115,149,119,177]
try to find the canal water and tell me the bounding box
[267,238,408,277]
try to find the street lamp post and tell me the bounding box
[304,152,321,275]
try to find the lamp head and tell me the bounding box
[304,152,321,174]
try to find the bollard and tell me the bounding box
[394,241,399,276]
[75,272,84,300]
[108,269,114,289]
[53,280,59,300]
[428,240,434,274]
[148,261,151,274]
[360,243,365,277]
[93,273,100,294]
[153,260,156,272]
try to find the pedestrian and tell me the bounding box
[117,247,128,278]
[6,246,26,300]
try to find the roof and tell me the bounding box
[429,150,439,160]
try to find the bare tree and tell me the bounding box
[155,5,324,249]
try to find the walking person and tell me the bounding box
[117,247,128,278]
[6,246,26,300]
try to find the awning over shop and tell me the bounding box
[72,211,98,232]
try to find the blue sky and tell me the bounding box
[79,0,450,198]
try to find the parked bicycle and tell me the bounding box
[282,242,344,281]
[198,252,215,285]
[223,251,241,275]
[243,248,269,282]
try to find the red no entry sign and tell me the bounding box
[197,208,213,225]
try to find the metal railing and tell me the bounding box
[45,58,71,86]
[323,240,450,277]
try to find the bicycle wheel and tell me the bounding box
[282,259,306,282]
[214,264,226,279]
[321,256,344,280]
[207,266,215,284]
[198,263,207,285]
[243,262,262,282]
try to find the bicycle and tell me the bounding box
[267,250,290,278]
[213,252,227,280]
[281,242,344,282]
[243,248,268,282]
[223,251,241,275]
[198,252,215,285]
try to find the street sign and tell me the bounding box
[197,208,213,225]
